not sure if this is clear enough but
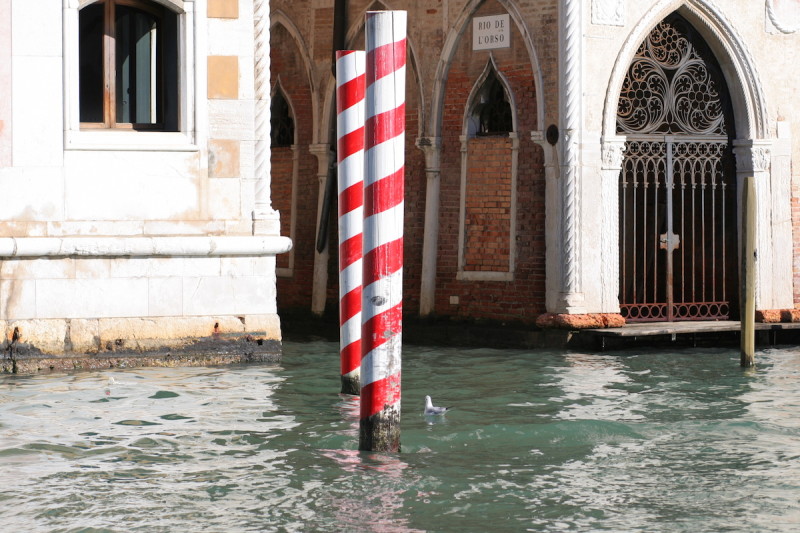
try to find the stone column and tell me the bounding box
[416,136,442,316]
[309,143,334,315]
[600,137,625,313]
[253,0,280,235]
[557,0,585,313]
[734,139,792,311]
[532,131,559,312]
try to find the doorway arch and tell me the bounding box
[616,13,737,322]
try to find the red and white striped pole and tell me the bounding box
[335,50,366,396]
[359,10,406,452]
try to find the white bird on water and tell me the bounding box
[424,395,451,416]
[105,376,117,396]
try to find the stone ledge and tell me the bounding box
[0,235,292,258]
[535,313,626,329]
[2,315,282,358]
[2,337,282,374]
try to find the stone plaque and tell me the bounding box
[473,14,511,50]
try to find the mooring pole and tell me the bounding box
[741,175,756,367]
[336,50,366,395]
[359,10,406,452]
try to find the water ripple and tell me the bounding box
[1,344,799,531]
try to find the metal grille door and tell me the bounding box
[619,138,733,321]
[616,14,737,322]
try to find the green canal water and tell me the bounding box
[2,341,800,532]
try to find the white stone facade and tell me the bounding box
[585,0,794,314]
[1,0,290,356]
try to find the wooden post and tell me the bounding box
[359,10,406,452]
[741,175,756,367]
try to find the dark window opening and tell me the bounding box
[470,69,513,136]
[271,90,294,147]
[79,0,179,131]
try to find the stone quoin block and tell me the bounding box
[208,0,239,19]
[208,56,239,99]
[209,139,241,178]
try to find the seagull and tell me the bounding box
[424,395,451,416]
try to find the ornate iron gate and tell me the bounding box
[617,15,737,322]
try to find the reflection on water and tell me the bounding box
[1,341,800,532]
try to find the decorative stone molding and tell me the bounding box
[766,0,800,34]
[753,147,771,173]
[601,138,626,170]
[560,0,583,299]
[416,136,442,171]
[592,0,624,26]
[253,0,278,234]
[733,140,772,173]
[309,144,334,183]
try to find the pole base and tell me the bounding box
[359,405,400,452]
[340,374,360,396]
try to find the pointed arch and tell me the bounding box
[463,56,517,137]
[270,78,296,147]
[602,0,767,141]
[430,0,544,138]
[614,13,740,322]
[270,10,320,144]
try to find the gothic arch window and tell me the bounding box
[270,87,295,147]
[467,65,513,137]
[458,60,518,281]
[79,0,179,130]
[616,14,734,137]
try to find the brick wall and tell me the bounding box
[271,24,317,311]
[271,146,293,271]
[403,85,426,315]
[464,137,513,272]
[435,0,547,323]
[270,0,555,323]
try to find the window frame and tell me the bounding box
[64,0,201,152]
[80,0,170,130]
[80,0,168,130]
[457,59,519,282]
